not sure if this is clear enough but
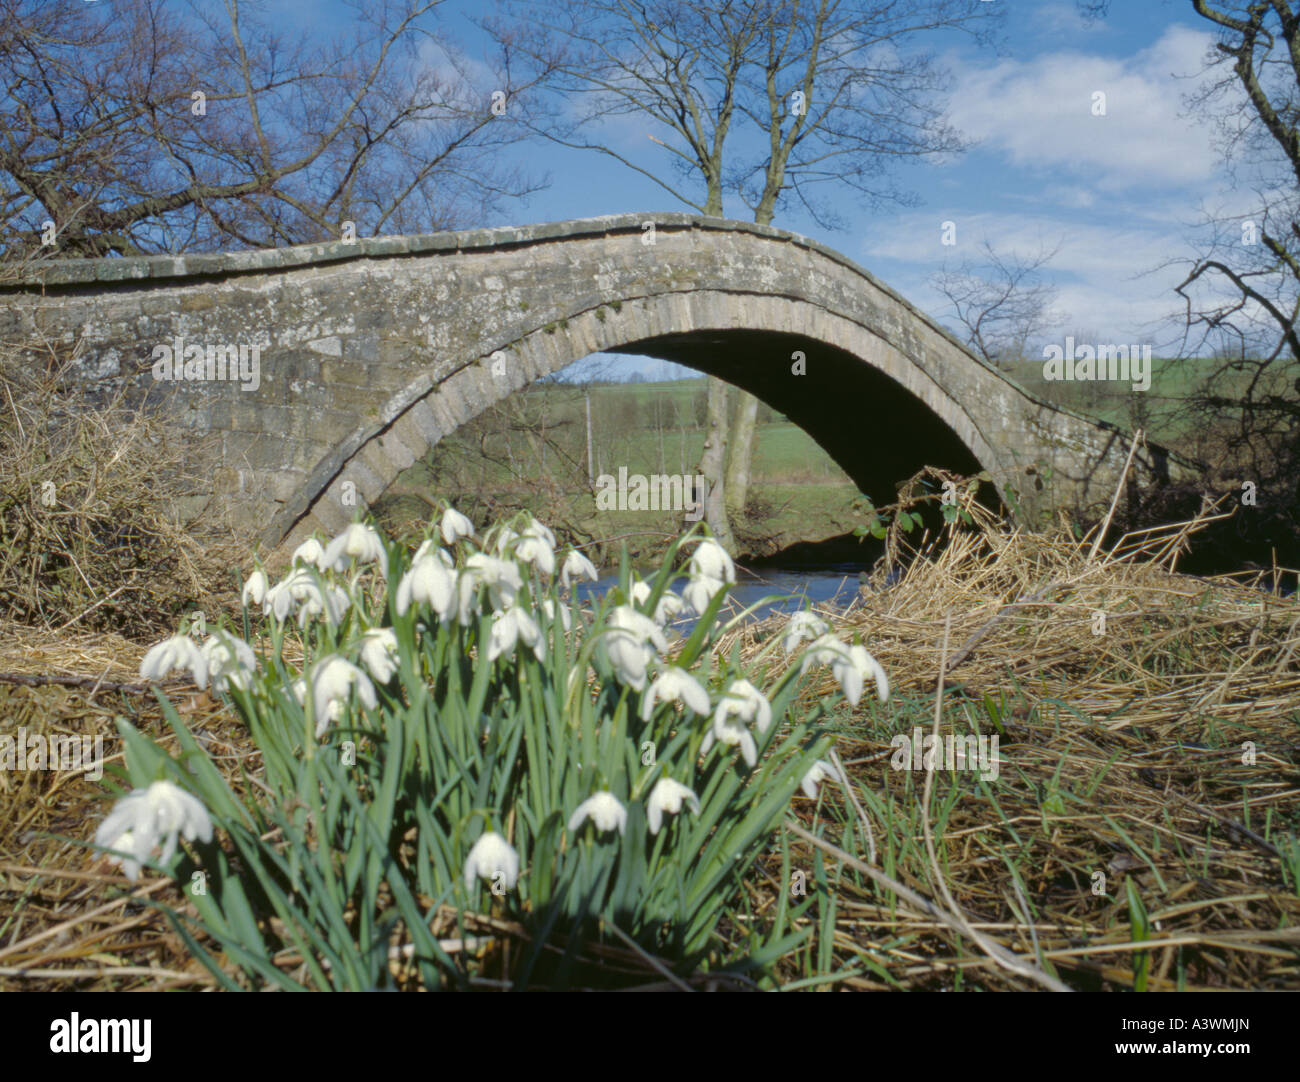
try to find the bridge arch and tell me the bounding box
[0,213,1168,559]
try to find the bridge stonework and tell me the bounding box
[1,214,1183,558]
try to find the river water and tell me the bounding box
[576,562,870,623]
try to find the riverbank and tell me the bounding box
[1,508,1296,990]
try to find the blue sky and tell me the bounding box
[264,0,1234,380]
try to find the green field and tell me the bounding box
[377,377,859,562]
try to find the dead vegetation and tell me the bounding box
[1,493,1297,990]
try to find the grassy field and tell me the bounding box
[376,377,859,563]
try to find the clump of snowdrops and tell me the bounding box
[89,509,888,989]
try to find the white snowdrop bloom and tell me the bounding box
[515,532,556,577]
[783,611,830,655]
[541,597,572,631]
[800,635,889,706]
[291,536,327,568]
[454,570,480,626]
[801,760,845,800]
[523,517,556,549]
[263,568,305,622]
[682,574,726,616]
[609,605,669,653]
[630,580,684,625]
[492,525,519,555]
[646,778,701,835]
[603,605,668,691]
[311,656,377,737]
[640,666,711,721]
[139,634,208,689]
[322,522,388,579]
[714,678,773,735]
[690,538,736,585]
[487,604,545,663]
[839,644,890,706]
[100,828,142,881]
[560,549,598,591]
[441,506,475,545]
[396,553,456,619]
[567,791,627,835]
[606,630,652,690]
[358,628,400,684]
[699,717,758,767]
[463,831,520,893]
[241,569,268,608]
[201,631,257,693]
[94,780,213,882]
[290,677,307,706]
[295,581,350,628]
[463,553,523,614]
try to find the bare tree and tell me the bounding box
[488,0,1001,548]
[931,238,1062,367]
[1165,1,1300,556]
[0,0,550,259]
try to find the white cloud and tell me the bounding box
[946,25,1218,190]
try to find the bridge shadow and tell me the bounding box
[608,330,990,510]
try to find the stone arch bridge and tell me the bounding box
[2,213,1183,559]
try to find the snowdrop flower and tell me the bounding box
[201,631,257,693]
[463,831,520,893]
[492,525,519,556]
[94,780,213,882]
[646,778,701,835]
[567,791,627,835]
[690,537,736,585]
[411,538,455,568]
[541,597,572,631]
[311,656,377,737]
[560,549,598,591]
[682,574,726,616]
[322,522,388,579]
[292,536,327,569]
[357,628,400,684]
[640,666,710,721]
[241,569,268,608]
[609,605,669,653]
[515,531,556,576]
[783,611,830,655]
[487,604,545,663]
[714,678,772,735]
[441,506,475,545]
[99,829,142,881]
[631,580,685,625]
[800,635,889,706]
[139,634,207,689]
[524,517,556,549]
[463,553,523,614]
[396,552,456,619]
[602,605,669,690]
[801,759,845,800]
[295,581,350,628]
[699,716,758,767]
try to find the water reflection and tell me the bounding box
[575,563,868,624]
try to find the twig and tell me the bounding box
[0,671,189,695]
[919,615,1072,992]
[1086,428,1144,563]
[783,819,1072,992]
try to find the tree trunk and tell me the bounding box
[724,389,759,521]
[697,376,735,550]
